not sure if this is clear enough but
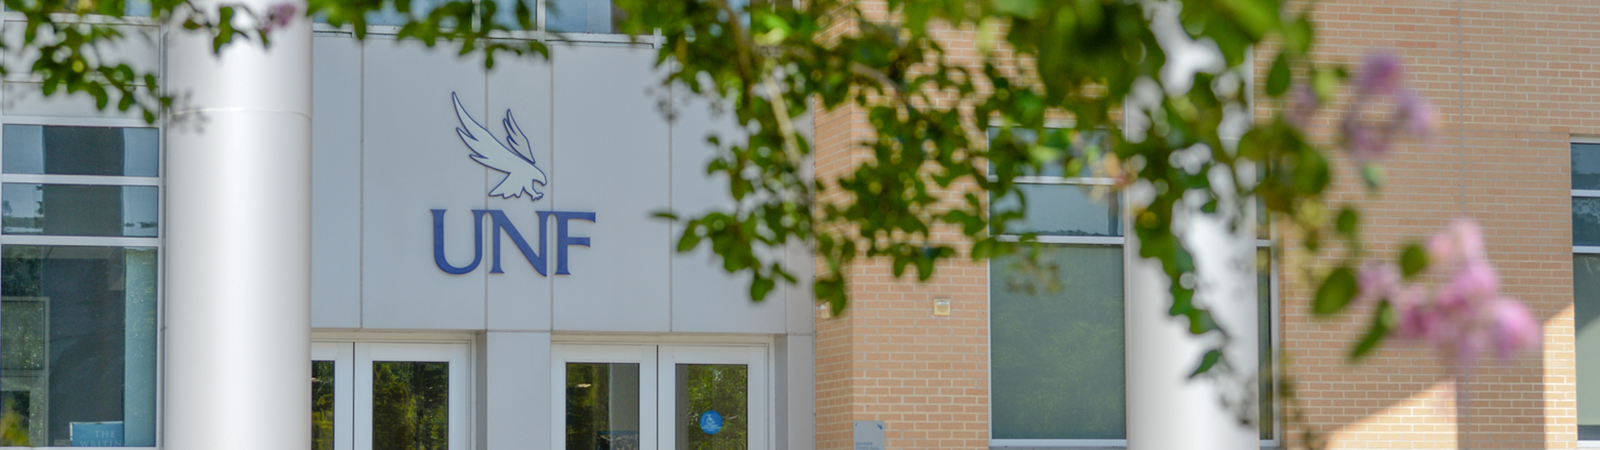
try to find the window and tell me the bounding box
[320,0,622,34]
[986,128,1276,446]
[0,123,159,448]
[312,341,471,450]
[988,128,1126,445]
[551,344,769,450]
[1572,139,1600,441]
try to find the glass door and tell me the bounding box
[658,346,767,450]
[313,341,469,450]
[553,344,767,450]
[552,345,658,450]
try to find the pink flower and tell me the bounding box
[1289,85,1319,128]
[263,3,298,32]
[1397,90,1439,140]
[1380,219,1540,366]
[1355,52,1404,98]
[1337,50,1437,163]
[1355,261,1401,307]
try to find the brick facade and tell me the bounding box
[811,0,1599,448]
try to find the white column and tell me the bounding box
[1125,176,1258,450]
[163,2,312,449]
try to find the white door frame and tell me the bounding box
[658,345,770,450]
[311,342,355,450]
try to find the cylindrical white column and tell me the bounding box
[1125,177,1258,450]
[163,3,312,449]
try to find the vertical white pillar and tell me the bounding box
[163,2,312,449]
[1125,176,1258,450]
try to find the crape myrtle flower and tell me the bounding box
[1355,220,1539,366]
[1338,51,1440,162]
[263,3,298,33]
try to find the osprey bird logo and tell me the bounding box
[452,92,548,201]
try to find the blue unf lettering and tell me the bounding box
[430,209,596,276]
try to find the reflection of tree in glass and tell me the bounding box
[566,363,640,450]
[372,362,449,450]
[312,361,335,450]
[1,246,43,297]
[0,393,29,446]
[678,364,747,450]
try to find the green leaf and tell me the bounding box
[1284,17,1313,55]
[1266,53,1290,97]
[1335,207,1358,237]
[1349,300,1395,361]
[1313,265,1357,316]
[749,276,775,302]
[1189,348,1223,378]
[1400,242,1429,279]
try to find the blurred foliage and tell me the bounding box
[19,0,1408,444]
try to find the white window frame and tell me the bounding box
[312,340,473,450]
[0,117,163,450]
[1573,136,1600,447]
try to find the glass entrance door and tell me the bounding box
[313,341,469,450]
[554,344,767,450]
[659,346,767,450]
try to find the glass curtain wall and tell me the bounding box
[0,125,159,447]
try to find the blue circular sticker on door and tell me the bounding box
[699,410,724,435]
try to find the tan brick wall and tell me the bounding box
[814,0,1598,448]
[1268,0,1599,449]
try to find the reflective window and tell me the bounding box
[546,0,617,33]
[372,361,450,450]
[990,184,1120,237]
[0,246,158,447]
[1578,255,1600,439]
[1578,198,1600,246]
[1258,248,1274,440]
[675,364,748,449]
[1574,143,1600,191]
[991,245,1125,439]
[313,361,336,450]
[2,125,158,177]
[566,363,641,449]
[2,184,158,237]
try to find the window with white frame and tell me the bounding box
[1571,139,1600,441]
[986,128,1277,446]
[0,122,160,447]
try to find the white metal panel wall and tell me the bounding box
[0,18,156,120]
[484,56,555,331]
[548,44,671,332]
[304,38,798,336]
[359,39,488,330]
[486,332,552,449]
[311,35,364,329]
[667,85,787,333]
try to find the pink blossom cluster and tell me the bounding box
[262,3,299,33]
[1356,220,1539,366]
[1337,52,1440,162]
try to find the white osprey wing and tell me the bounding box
[453,93,547,200]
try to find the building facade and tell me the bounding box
[0,0,1594,449]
